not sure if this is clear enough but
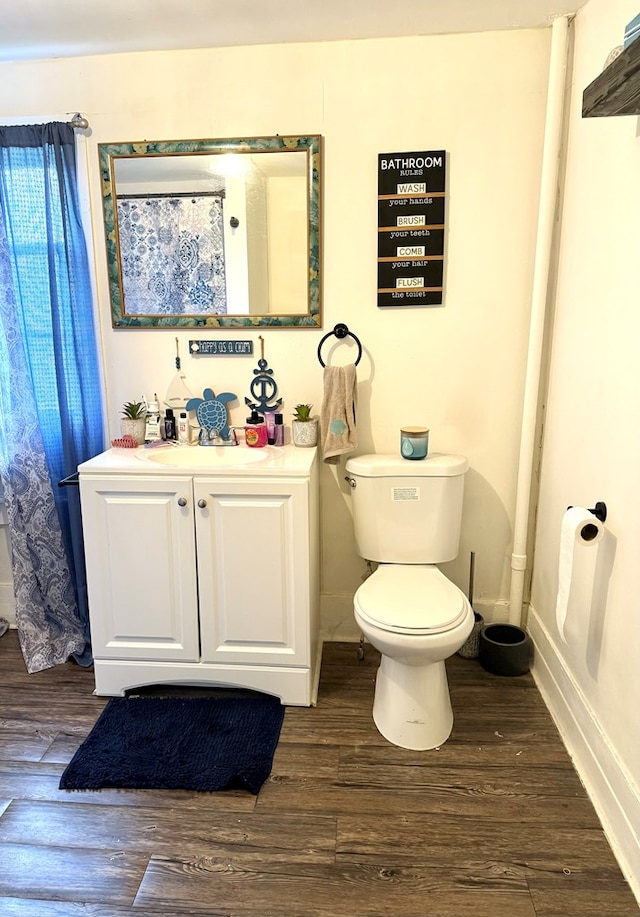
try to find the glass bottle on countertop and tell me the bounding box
[274,413,284,446]
[163,408,176,441]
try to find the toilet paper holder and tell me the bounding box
[567,501,607,523]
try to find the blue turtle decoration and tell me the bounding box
[186,388,237,438]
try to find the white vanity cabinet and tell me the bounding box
[80,474,200,664]
[79,446,319,705]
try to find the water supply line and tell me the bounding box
[508,15,570,626]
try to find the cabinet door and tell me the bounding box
[80,475,199,661]
[195,478,310,666]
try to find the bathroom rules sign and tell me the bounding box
[377,149,446,307]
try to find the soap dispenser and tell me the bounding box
[245,410,267,447]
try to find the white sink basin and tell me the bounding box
[145,446,270,467]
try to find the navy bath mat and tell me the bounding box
[59,695,285,795]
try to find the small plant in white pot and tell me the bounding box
[292,403,318,447]
[120,400,147,445]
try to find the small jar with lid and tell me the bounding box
[400,426,429,460]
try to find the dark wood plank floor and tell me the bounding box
[0,629,637,916]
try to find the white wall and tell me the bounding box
[0,29,552,639]
[529,0,640,898]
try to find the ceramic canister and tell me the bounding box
[400,426,429,460]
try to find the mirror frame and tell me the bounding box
[98,134,322,329]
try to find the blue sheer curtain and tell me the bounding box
[0,122,104,672]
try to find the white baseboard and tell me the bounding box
[471,599,505,623]
[528,605,640,905]
[0,582,15,626]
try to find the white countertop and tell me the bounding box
[79,442,317,478]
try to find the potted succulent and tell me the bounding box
[120,400,147,445]
[292,403,318,447]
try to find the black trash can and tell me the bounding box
[478,623,533,676]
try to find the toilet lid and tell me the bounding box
[355,565,468,634]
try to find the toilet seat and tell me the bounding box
[355,564,468,634]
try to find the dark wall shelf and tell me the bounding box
[583,39,640,117]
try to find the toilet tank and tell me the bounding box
[345,453,468,564]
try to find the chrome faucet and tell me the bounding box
[198,427,238,446]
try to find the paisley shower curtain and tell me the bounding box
[117,194,227,315]
[0,122,104,672]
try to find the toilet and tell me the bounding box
[345,452,473,751]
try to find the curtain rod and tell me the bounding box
[117,191,225,200]
[68,113,89,130]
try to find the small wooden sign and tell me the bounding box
[377,150,447,308]
[189,340,254,356]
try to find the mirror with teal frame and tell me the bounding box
[98,134,322,328]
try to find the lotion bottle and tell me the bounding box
[145,396,162,442]
[274,413,284,446]
[177,411,190,443]
[264,411,276,445]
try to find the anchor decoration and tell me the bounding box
[245,336,282,414]
[186,388,237,438]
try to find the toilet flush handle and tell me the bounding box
[344,476,357,488]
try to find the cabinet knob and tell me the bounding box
[197,498,207,508]
[177,497,188,507]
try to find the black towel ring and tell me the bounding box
[317,323,362,367]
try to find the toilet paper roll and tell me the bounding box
[555,506,604,642]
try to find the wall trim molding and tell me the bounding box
[0,582,15,626]
[528,604,640,904]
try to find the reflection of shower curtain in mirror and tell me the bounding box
[117,195,227,315]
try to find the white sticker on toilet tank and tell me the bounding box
[392,486,420,501]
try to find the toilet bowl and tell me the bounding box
[345,451,471,751]
[354,564,473,750]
